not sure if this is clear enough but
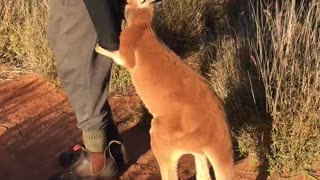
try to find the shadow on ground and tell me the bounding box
[0,75,150,180]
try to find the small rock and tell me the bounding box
[0,126,8,136]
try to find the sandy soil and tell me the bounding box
[0,74,264,180]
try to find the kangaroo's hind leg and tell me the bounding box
[151,146,180,180]
[204,141,234,180]
[150,131,180,180]
[194,153,211,180]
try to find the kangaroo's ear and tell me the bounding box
[127,0,162,8]
[141,0,162,4]
[140,0,153,4]
[140,0,162,6]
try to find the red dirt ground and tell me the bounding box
[0,74,263,180]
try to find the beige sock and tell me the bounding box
[83,130,107,152]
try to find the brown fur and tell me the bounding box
[97,1,234,179]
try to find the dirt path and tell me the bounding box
[0,74,260,180]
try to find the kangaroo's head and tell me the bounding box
[125,0,160,25]
[114,0,161,69]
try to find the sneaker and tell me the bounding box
[49,141,128,180]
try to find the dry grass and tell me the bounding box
[0,0,319,177]
[110,64,133,95]
[0,0,56,82]
[152,0,227,56]
[205,35,269,175]
[250,0,320,176]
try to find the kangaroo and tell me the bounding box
[95,0,234,179]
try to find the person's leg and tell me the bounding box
[47,0,125,176]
